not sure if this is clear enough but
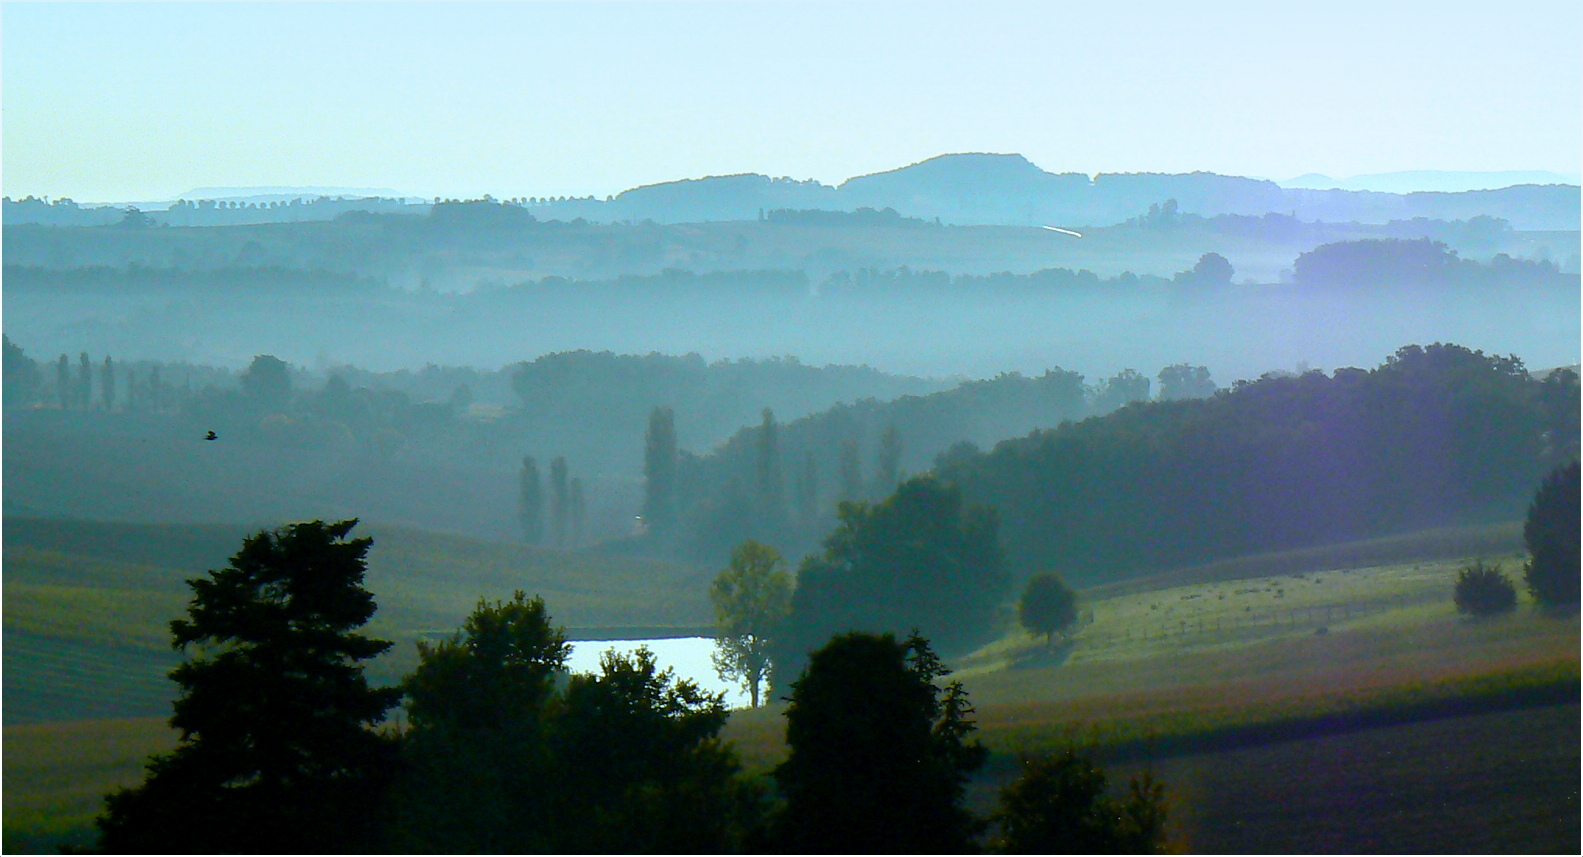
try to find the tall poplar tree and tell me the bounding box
[874,425,903,495]
[643,406,678,535]
[550,456,570,548]
[100,355,116,411]
[56,354,70,409]
[77,352,92,410]
[519,455,544,545]
[756,408,784,527]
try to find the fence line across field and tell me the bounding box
[1074,592,1432,649]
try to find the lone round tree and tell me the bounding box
[96,520,401,854]
[1019,572,1079,646]
[710,540,792,708]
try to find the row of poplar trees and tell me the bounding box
[517,454,588,547]
[641,404,904,545]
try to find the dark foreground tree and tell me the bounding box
[555,647,765,853]
[1524,459,1580,607]
[1454,561,1518,616]
[1019,573,1079,646]
[393,591,570,852]
[393,594,763,853]
[773,632,987,853]
[992,749,1170,853]
[97,520,400,854]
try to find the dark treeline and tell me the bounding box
[645,367,1149,564]
[2,194,418,228]
[935,344,1579,584]
[1292,237,1574,290]
[764,206,935,228]
[1,263,385,295]
[1129,201,1519,250]
[7,238,1569,314]
[501,267,812,299]
[1,338,953,542]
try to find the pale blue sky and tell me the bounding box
[3,1,1579,202]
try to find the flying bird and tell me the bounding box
[204,430,217,441]
[1042,226,1083,238]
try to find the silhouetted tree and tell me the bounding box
[1093,368,1150,413]
[393,592,570,852]
[875,425,903,495]
[555,647,762,852]
[772,632,986,853]
[992,749,1170,853]
[1524,460,1580,607]
[710,541,792,708]
[1,335,42,409]
[644,406,679,535]
[1454,560,1518,616]
[99,354,115,410]
[550,456,569,548]
[1177,251,1233,287]
[1019,573,1079,646]
[776,476,1009,683]
[56,354,70,409]
[1157,364,1217,400]
[77,351,92,410]
[96,520,399,853]
[756,408,784,527]
[147,364,164,412]
[241,354,292,412]
[519,455,544,544]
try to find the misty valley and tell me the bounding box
[3,154,1579,854]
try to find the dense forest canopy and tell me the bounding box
[938,344,1578,583]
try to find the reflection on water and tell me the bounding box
[566,636,749,708]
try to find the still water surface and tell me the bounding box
[565,636,750,708]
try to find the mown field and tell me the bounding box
[721,537,1580,852]
[5,516,1578,852]
[2,515,714,726]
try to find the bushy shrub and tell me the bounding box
[1454,561,1518,616]
[992,748,1170,853]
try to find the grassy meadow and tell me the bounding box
[5,515,1577,852]
[720,538,1579,851]
[2,516,714,727]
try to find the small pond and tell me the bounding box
[565,636,750,709]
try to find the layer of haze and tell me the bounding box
[3,1,1579,202]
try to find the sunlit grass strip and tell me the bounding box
[1,717,175,852]
[975,658,1580,763]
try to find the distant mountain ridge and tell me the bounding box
[1281,170,1581,194]
[6,154,1578,230]
[532,153,1581,230]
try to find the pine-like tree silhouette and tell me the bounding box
[96,520,400,853]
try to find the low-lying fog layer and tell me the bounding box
[5,279,1576,384]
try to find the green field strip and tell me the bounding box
[3,632,180,725]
